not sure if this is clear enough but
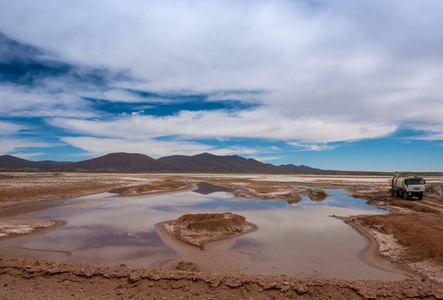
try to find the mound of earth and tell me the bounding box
[426,184,443,202]
[308,188,328,202]
[283,193,302,205]
[163,212,257,249]
[0,218,57,237]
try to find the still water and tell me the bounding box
[0,183,406,280]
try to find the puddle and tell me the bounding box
[193,182,234,195]
[108,184,151,194]
[0,183,406,280]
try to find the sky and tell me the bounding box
[0,0,442,172]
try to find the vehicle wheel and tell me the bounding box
[390,189,394,197]
[395,190,400,198]
[403,192,408,200]
[418,194,423,200]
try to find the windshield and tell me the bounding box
[406,178,424,185]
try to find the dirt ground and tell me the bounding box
[0,218,59,237]
[1,172,443,299]
[1,257,442,300]
[163,212,257,249]
[0,172,154,208]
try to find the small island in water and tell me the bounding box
[162,212,257,249]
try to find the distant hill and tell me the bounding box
[35,160,72,168]
[0,152,322,173]
[0,155,71,169]
[0,155,38,168]
[157,153,284,173]
[64,153,158,171]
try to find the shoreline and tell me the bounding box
[334,214,420,281]
[0,218,66,239]
[155,220,260,273]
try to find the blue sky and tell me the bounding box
[0,0,442,171]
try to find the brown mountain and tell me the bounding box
[0,155,38,168]
[64,152,322,173]
[0,155,71,169]
[0,152,322,173]
[64,153,158,171]
[157,153,283,172]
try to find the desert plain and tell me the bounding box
[0,172,442,299]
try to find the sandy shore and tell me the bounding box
[0,218,63,238]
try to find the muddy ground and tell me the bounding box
[163,212,257,249]
[0,172,443,299]
[1,257,442,299]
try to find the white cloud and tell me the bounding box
[12,152,46,160]
[0,138,53,154]
[251,155,284,162]
[1,0,443,149]
[61,136,257,158]
[0,121,25,135]
[0,84,95,118]
[288,142,338,152]
[208,147,258,156]
[408,133,443,141]
[50,110,397,143]
[206,90,266,104]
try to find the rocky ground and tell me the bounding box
[0,172,442,299]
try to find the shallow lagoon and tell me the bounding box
[0,184,406,280]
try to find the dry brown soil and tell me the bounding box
[0,218,58,237]
[0,173,192,208]
[0,172,443,299]
[0,173,149,207]
[360,213,443,264]
[1,257,442,300]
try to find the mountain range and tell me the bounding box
[0,152,322,173]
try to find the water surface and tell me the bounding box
[0,184,406,280]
